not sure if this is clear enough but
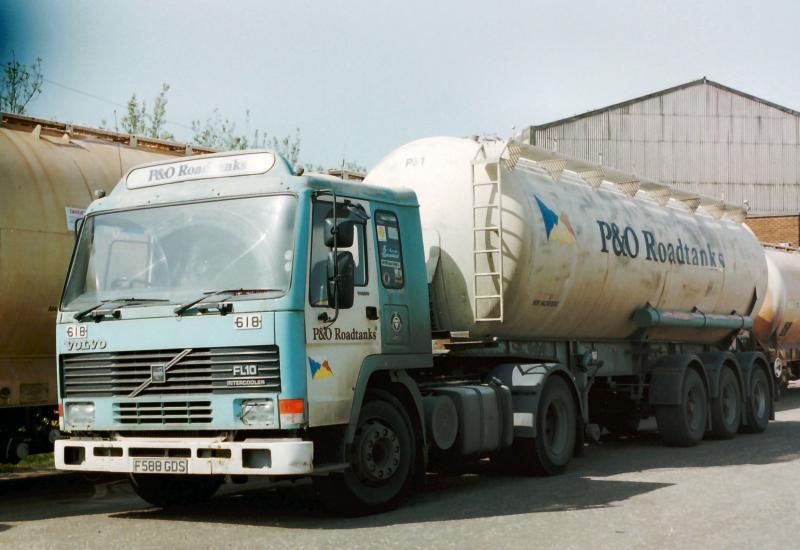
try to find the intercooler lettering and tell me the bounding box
[597,220,725,269]
[226,378,266,387]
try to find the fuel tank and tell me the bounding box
[0,113,211,410]
[365,137,767,343]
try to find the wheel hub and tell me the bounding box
[356,420,401,484]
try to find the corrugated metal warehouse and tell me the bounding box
[521,78,800,219]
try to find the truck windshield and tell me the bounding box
[61,195,297,311]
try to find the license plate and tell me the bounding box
[132,458,188,474]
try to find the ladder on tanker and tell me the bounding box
[471,157,505,322]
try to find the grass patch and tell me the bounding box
[0,453,55,473]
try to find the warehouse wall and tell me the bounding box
[528,81,800,215]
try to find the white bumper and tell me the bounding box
[55,436,314,476]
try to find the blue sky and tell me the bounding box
[2,0,799,169]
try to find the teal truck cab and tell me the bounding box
[55,150,437,512]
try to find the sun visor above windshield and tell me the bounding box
[125,151,277,189]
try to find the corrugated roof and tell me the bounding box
[530,77,800,131]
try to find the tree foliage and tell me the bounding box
[191,109,301,165]
[108,82,358,171]
[0,52,43,114]
[111,82,174,140]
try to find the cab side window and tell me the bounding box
[375,210,404,289]
[309,200,367,307]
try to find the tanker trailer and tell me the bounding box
[0,112,211,462]
[366,136,774,450]
[753,245,800,386]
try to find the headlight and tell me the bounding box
[66,402,95,430]
[240,399,275,426]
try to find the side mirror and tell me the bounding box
[324,218,355,248]
[327,250,355,309]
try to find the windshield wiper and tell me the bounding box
[73,298,169,321]
[174,289,279,317]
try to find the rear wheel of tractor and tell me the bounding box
[505,376,577,476]
[656,368,707,446]
[314,391,415,515]
[709,367,741,440]
[743,366,770,433]
[129,474,223,507]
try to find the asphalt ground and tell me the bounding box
[2,387,800,549]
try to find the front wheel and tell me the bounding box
[314,390,416,515]
[130,474,223,507]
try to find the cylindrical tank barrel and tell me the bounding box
[753,248,800,358]
[0,114,207,410]
[365,137,767,344]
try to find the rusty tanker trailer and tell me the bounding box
[0,113,210,462]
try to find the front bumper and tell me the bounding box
[55,436,313,476]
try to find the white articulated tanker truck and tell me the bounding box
[54,137,787,514]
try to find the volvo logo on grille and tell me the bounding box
[151,365,166,383]
[129,348,193,398]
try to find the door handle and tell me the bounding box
[366,306,379,320]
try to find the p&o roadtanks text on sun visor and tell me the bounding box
[126,152,276,189]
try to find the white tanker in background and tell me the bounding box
[0,113,211,463]
[753,246,800,385]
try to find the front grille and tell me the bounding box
[114,401,212,425]
[62,346,280,397]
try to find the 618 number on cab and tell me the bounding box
[234,314,262,330]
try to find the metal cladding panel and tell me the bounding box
[366,137,768,343]
[531,82,800,215]
[0,120,198,408]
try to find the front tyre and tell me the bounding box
[314,390,416,515]
[130,474,223,507]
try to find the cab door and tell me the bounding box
[304,196,380,427]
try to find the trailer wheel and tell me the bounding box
[504,376,577,476]
[709,367,741,440]
[656,368,707,446]
[129,474,223,507]
[742,366,770,433]
[314,391,415,515]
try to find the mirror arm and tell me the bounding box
[315,188,341,326]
